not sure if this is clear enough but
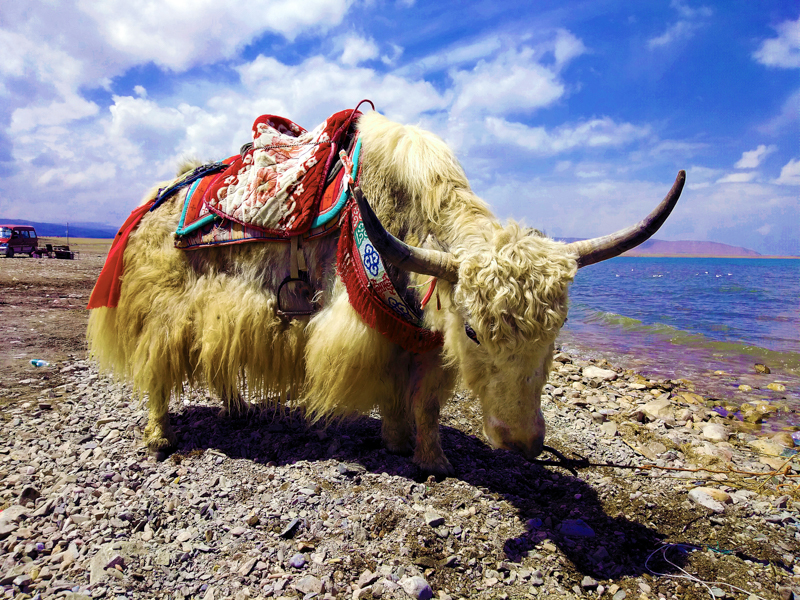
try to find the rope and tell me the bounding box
[645,544,770,600]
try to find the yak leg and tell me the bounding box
[410,353,454,477]
[143,387,176,455]
[381,395,413,456]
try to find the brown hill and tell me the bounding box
[622,240,760,257]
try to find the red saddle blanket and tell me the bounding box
[88,108,360,309]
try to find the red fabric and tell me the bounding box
[87,200,154,309]
[336,200,444,354]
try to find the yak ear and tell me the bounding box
[353,187,460,283]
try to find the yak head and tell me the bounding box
[353,170,685,460]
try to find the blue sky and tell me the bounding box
[0,0,797,254]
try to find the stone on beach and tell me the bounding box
[701,423,729,442]
[688,487,732,513]
[583,366,618,381]
[642,397,673,421]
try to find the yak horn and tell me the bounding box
[565,170,686,268]
[353,187,460,283]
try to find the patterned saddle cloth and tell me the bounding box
[174,108,361,249]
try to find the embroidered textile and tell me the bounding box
[336,198,444,354]
[193,109,357,236]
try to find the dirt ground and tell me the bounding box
[0,238,111,400]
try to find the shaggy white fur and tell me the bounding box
[87,111,577,475]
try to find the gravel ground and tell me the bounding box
[1,249,799,600]
[1,353,799,600]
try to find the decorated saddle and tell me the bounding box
[173,108,362,249]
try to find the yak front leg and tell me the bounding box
[142,386,177,456]
[410,353,454,477]
[381,395,414,456]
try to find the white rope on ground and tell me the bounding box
[644,543,770,600]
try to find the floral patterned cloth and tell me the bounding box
[198,110,357,236]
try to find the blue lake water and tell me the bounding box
[556,257,800,432]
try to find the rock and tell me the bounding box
[738,385,753,392]
[17,486,40,506]
[530,570,544,586]
[399,575,433,600]
[288,553,306,569]
[755,364,770,374]
[771,432,796,448]
[583,366,617,381]
[424,511,444,528]
[357,570,379,589]
[175,529,193,543]
[295,575,323,595]
[280,518,302,538]
[600,422,618,437]
[688,487,731,513]
[612,590,627,600]
[0,504,29,526]
[581,576,598,589]
[559,519,595,537]
[238,557,257,577]
[245,513,259,526]
[230,526,247,537]
[642,397,673,421]
[749,439,784,456]
[767,383,786,392]
[701,424,729,442]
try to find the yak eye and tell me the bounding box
[464,323,480,345]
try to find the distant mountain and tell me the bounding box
[623,239,761,257]
[555,237,761,257]
[0,219,117,238]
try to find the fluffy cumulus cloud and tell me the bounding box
[774,158,800,185]
[77,0,356,71]
[734,144,776,169]
[753,16,800,69]
[484,117,651,155]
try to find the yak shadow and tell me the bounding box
[167,403,686,581]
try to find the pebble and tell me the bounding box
[701,423,729,442]
[424,511,445,528]
[399,575,433,600]
[288,553,307,568]
[688,487,732,513]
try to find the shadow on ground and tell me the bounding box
[166,404,686,582]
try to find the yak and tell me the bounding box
[87,110,684,476]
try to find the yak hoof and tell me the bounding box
[144,422,177,456]
[384,439,414,456]
[414,455,455,478]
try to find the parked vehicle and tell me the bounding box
[0,225,38,257]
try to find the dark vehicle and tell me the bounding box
[0,225,38,257]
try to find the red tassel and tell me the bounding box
[337,202,443,354]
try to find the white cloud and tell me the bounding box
[647,1,712,49]
[734,144,777,169]
[753,17,800,69]
[450,48,565,116]
[716,172,758,184]
[340,35,379,66]
[77,0,356,71]
[133,85,147,98]
[648,21,700,49]
[759,88,800,134]
[774,158,800,185]
[553,29,587,69]
[484,116,651,155]
[757,223,772,235]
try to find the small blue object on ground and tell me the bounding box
[559,518,596,537]
[30,359,49,367]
